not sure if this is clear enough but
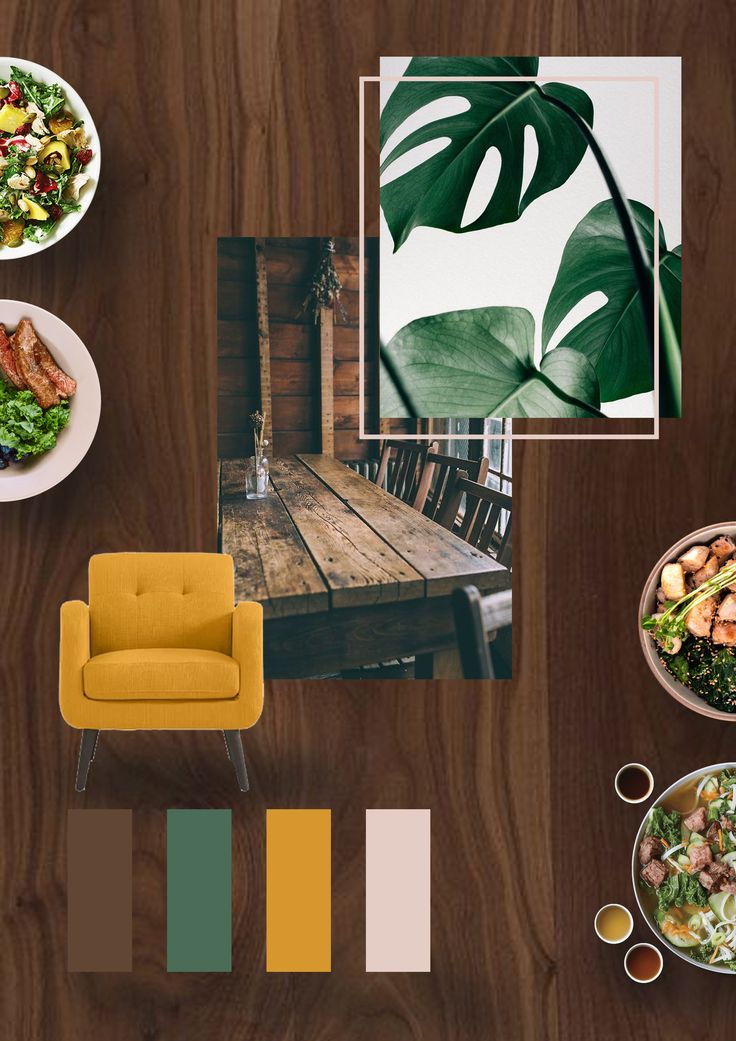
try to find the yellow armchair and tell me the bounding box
[59,553,263,792]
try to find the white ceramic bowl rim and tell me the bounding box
[0,56,100,258]
[631,761,736,974]
[638,523,736,721]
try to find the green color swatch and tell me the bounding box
[167,809,232,972]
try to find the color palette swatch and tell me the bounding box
[366,809,431,972]
[67,807,429,974]
[266,809,331,972]
[67,809,132,972]
[167,809,232,972]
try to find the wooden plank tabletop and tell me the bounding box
[299,453,509,596]
[221,459,328,618]
[221,455,509,615]
[268,457,424,607]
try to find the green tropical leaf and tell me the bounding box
[542,199,682,409]
[379,358,410,418]
[380,306,602,418]
[380,57,594,251]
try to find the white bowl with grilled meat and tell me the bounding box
[633,764,736,974]
[639,524,736,721]
[0,300,100,500]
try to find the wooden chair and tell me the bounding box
[422,452,490,523]
[437,477,512,567]
[452,585,513,679]
[374,439,438,511]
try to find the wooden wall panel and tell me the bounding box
[217,236,376,459]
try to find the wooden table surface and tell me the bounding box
[2,2,735,1040]
[222,454,509,609]
[220,454,510,675]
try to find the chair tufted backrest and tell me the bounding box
[88,553,234,656]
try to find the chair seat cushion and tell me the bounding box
[83,648,240,700]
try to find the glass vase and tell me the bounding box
[246,453,269,499]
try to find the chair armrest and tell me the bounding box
[59,600,90,724]
[232,602,264,716]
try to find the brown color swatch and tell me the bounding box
[67,810,132,972]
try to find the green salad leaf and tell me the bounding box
[655,871,708,913]
[708,799,726,822]
[9,65,64,117]
[0,381,70,457]
[689,943,736,970]
[647,806,681,848]
[659,638,736,714]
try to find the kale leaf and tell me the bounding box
[656,871,708,912]
[648,806,681,848]
[0,381,70,456]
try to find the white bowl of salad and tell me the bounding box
[633,764,736,973]
[0,300,100,500]
[0,59,99,257]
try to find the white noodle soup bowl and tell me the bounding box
[638,523,736,722]
[0,300,100,500]
[0,57,100,258]
[631,762,736,974]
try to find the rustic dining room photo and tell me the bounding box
[217,236,513,679]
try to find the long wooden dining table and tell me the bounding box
[219,454,511,677]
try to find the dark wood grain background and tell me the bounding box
[0,1,733,1038]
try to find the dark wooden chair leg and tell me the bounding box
[75,729,100,792]
[223,730,249,792]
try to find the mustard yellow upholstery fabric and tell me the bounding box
[59,553,264,731]
[89,553,234,656]
[83,649,240,700]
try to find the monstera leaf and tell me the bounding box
[380,57,594,251]
[380,307,602,418]
[379,358,410,418]
[542,199,682,408]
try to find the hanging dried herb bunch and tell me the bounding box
[300,237,349,323]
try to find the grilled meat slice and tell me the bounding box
[711,536,736,560]
[694,555,719,586]
[688,843,713,872]
[11,319,60,409]
[639,835,662,865]
[0,322,25,388]
[661,563,687,600]
[678,545,710,573]
[712,620,736,646]
[33,326,76,398]
[685,596,716,638]
[684,806,708,834]
[718,593,736,622]
[641,859,668,888]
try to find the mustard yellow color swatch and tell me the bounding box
[266,809,331,972]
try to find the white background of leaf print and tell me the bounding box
[379,56,681,419]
